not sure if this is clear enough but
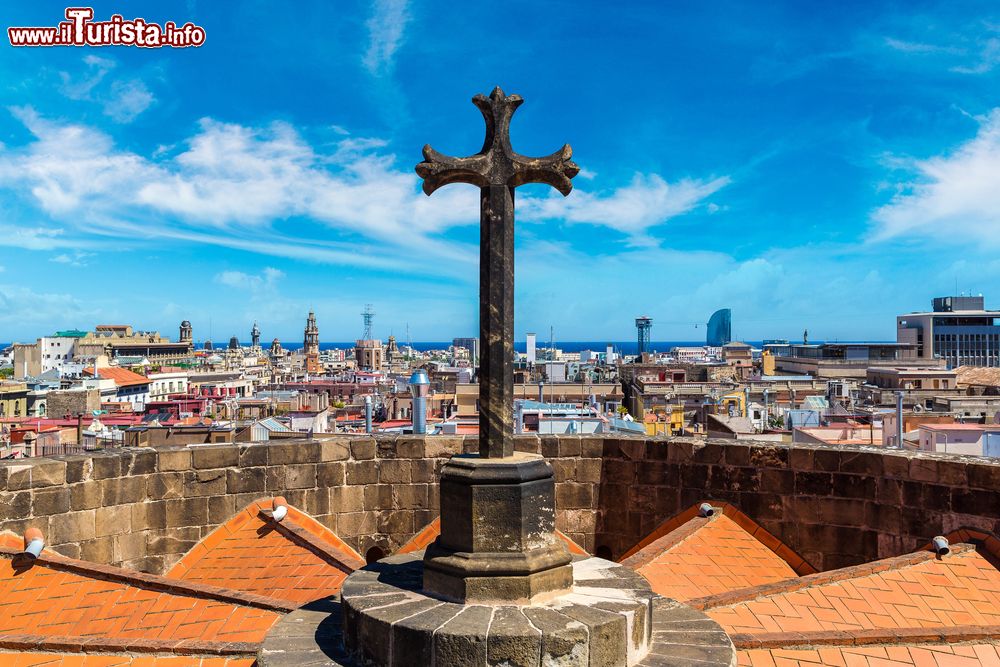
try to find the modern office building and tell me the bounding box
[897,295,1000,368]
[635,316,652,357]
[706,308,732,347]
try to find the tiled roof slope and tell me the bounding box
[395,517,590,556]
[0,532,284,663]
[704,545,1000,634]
[624,514,799,601]
[0,655,254,666]
[737,643,1000,666]
[619,503,813,601]
[167,498,364,606]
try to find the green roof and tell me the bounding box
[55,329,88,338]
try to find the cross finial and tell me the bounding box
[416,87,579,196]
[415,88,578,459]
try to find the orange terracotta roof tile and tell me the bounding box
[0,655,254,666]
[167,498,364,606]
[94,368,150,387]
[623,512,800,601]
[737,643,1000,666]
[396,517,589,556]
[707,544,1000,637]
[0,539,281,646]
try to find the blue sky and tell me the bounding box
[1,1,1000,343]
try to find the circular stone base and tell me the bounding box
[308,553,737,667]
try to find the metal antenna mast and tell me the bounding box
[362,304,375,340]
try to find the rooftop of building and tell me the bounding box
[1,435,1000,664]
[90,368,151,387]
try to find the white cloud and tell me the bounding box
[519,173,729,246]
[881,22,1000,75]
[57,56,155,122]
[0,109,728,278]
[215,267,284,291]
[883,37,960,55]
[362,0,410,76]
[871,108,1000,244]
[951,36,1000,74]
[104,79,155,123]
[50,251,93,267]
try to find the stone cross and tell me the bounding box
[416,87,579,458]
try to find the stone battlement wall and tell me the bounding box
[0,435,998,574]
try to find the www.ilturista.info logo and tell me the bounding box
[8,7,206,48]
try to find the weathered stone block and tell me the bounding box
[321,440,351,461]
[125,450,157,476]
[226,467,266,494]
[191,445,238,469]
[32,487,70,516]
[435,605,491,667]
[331,485,365,513]
[184,469,227,497]
[91,455,122,480]
[267,441,320,465]
[80,536,114,563]
[49,509,96,544]
[208,494,236,524]
[239,444,268,467]
[29,460,67,488]
[379,459,411,484]
[165,497,208,528]
[113,531,146,563]
[346,461,378,485]
[556,483,594,510]
[285,463,317,489]
[487,607,541,667]
[157,448,192,472]
[395,436,425,459]
[95,504,132,537]
[63,456,92,484]
[350,439,376,460]
[425,436,463,458]
[364,484,393,511]
[0,491,31,522]
[394,484,427,510]
[101,476,145,505]
[317,461,346,487]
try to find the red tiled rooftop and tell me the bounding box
[737,643,1000,666]
[706,545,1000,636]
[0,533,282,646]
[92,368,151,387]
[167,498,364,606]
[620,505,810,601]
[0,654,254,666]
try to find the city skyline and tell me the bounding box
[2,1,1000,341]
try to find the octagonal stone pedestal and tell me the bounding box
[423,452,573,604]
[273,553,735,667]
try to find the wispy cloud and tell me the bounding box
[215,267,284,291]
[881,21,1000,75]
[883,37,961,55]
[57,55,155,122]
[520,173,730,246]
[362,0,410,76]
[871,108,1000,244]
[50,251,94,267]
[0,109,728,279]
